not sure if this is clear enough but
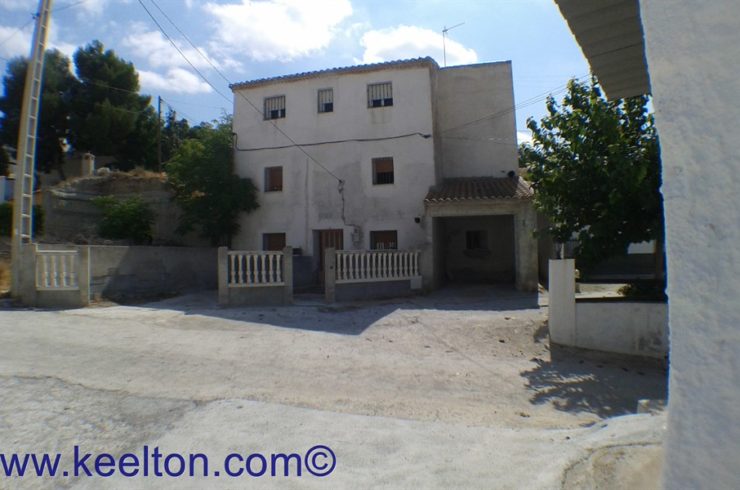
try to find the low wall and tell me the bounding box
[575,300,668,358]
[548,259,668,359]
[335,280,416,302]
[223,286,288,306]
[90,245,217,301]
[217,247,293,306]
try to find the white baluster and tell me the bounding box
[61,254,68,287]
[246,254,252,285]
[276,253,282,283]
[260,254,266,283]
[51,255,59,288]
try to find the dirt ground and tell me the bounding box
[0,286,668,488]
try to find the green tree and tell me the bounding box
[161,109,190,163]
[520,78,663,268]
[93,195,155,244]
[0,49,78,178]
[68,40,156,169]
[0,146,9,176]
[166,117,258,246]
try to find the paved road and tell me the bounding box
[0,288,667,488]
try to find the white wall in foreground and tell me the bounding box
[548,260,667,359]
[639,1,740,488]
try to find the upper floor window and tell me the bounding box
[318,88,333,113]
[264,95,286,120]
[367,82,393,108]
[372,157,394,185]
[264,166,283,191]
[370,230,398,250]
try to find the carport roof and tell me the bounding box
[554,0,650,99]
[425,177,533,203]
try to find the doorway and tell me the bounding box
[316,229,343,284]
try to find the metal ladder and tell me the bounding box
[12,0,52,244]
[11,0,53,296]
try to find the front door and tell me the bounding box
[317,229,343,284]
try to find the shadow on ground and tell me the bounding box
[123,285,541,336]
[521,343,668,419]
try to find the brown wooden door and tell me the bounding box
[318,229,343,284]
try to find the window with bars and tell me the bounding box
[264,166,283,191]
[370,230,398,250]
[367,82,393,108]
[318,88,333,113]
[263,233,286,251]
[264,95,286,120]
[466,230,487,250]
[372,157,394,185]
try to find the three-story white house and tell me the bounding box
[230,57,538,291]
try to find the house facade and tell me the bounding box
[230,58,538,291]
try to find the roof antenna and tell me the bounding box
[442,22,465,67]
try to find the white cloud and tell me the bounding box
[0,0,35,11]
[0,21,74,75]
[123,25,218,70]
[517,131,533,146]
[204,0,353,62]
[138,67,213,95]
[74,0,132,18]
[0,23,32,59]
[360,25,478,66]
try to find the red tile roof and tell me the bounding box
[230,57,438,90]
[425,177,533,203]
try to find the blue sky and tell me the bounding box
[0,0,589,143]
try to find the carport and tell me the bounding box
[425,176,539,291]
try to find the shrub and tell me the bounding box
[0,202,44,237]
[93,196,155,244]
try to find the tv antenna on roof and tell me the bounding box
[442,22,465,67]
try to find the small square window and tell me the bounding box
[318,88,333,113]
[466,230,487,250]
[372,157,394,185]
[264,95,286,120]
[370,230,397,250]
[263,233,286,251]
[367,82,393,108]
[264,166,283,192]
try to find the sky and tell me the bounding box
[0,0,590,145]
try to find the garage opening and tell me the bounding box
[435,215,515,285]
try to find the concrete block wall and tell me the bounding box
[89,245,217,301]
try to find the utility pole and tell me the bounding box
[442,22,465,67]
[157,95,162,172]
[11,0,53,299]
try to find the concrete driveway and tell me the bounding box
[0,287,667,488]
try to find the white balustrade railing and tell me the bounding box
[227,251,284,287]
[36,250,79,290]
[336,250,419,284]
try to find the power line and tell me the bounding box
[136,0,232,103]
[143,0,344,184]
[233,131,432,152]
[0,17,35,55]
[440,74,590,135]
[53,0,89,13]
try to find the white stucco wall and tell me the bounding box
[548,260,668,359]
[435,62,518,178]
[639,1,740,487]
[575,302,668,358]
[231,65,436,256]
